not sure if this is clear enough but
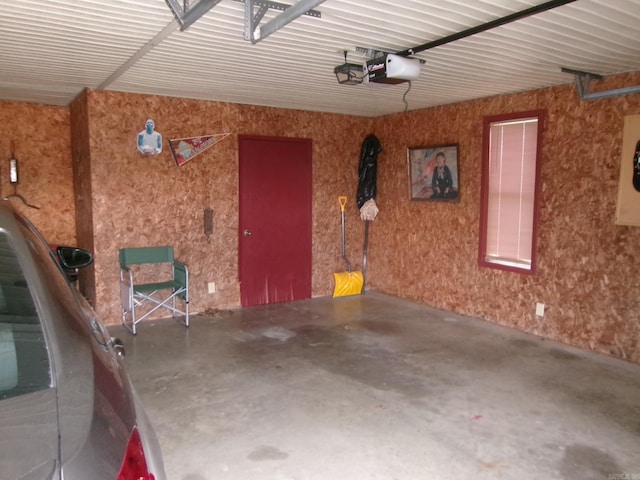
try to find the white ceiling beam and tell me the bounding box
[98,20,178,90]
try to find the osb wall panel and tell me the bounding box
[82,90,373,325]
[0,101,75,244]
[370,71,640,363]
[69,90,96,305]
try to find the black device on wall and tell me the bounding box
[204,208,213,236]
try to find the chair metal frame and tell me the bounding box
[119,246,189,335]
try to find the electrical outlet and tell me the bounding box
[208,282,216,294]
[535,302,545,317]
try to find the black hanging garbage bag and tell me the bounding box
[357,134,382,209]
[356,134,381,294]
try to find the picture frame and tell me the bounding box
[407,144,460,202]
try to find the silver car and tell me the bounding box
[0,201,166,479]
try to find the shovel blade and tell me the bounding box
[332,271,364,297]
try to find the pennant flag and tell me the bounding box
[168,133,231,166]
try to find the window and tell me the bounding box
[0,231,51,400]
[479,111,544,273]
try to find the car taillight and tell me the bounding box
[116,427,155,480]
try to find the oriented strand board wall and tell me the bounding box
[82,90,373,325]
[0,101,75,244]
[8,71,640,364]
[69,90,96,305]
[369,72,640,363]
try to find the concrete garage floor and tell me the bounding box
[112,292,640,480]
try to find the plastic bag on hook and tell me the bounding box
[356,134,381,210]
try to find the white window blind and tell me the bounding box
[485,117,539,270]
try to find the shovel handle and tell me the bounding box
[338,196,347,212]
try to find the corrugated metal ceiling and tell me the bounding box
[1,0,640,116]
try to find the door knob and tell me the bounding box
[243,229,252,236]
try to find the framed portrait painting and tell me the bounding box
[407,144,459,201]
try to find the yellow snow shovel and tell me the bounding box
[333,196,364,298]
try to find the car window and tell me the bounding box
[0,230,51,400]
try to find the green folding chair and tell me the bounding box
[119,246,189,335]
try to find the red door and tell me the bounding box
[239,135,312,307]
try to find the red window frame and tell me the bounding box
[478,110,545,274]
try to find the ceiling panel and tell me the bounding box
[1,0,640,116]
